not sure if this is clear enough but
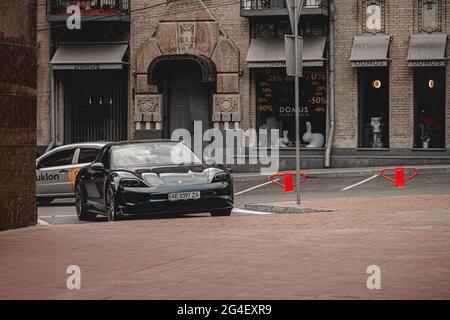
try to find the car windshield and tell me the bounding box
[110,142,202,168]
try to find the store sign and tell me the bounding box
[351,60,388,67]
[74,64,101,70]
[53,64,123,70]
[248,61,286,68]
[408,60,446,67]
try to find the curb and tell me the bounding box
[244,203,335,214]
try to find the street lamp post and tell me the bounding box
[286,0,304,205]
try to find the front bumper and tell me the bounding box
[116,182,233,215]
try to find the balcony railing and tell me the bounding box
[46,0,130,22]
[240,0,328,17]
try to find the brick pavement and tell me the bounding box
[1,195,449,299]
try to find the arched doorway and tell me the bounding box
[149,55,216,138]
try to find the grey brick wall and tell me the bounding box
[334,0,449,149]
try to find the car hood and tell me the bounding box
[115,165,225,186]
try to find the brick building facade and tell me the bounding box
[36,0,450,170]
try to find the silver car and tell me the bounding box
[36,142,108,205]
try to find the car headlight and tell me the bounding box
[212,172,229,183]
[119,178,148,188]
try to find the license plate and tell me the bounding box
[168,191,201,201]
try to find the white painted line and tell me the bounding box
[341,175,379,191]
[234,179,280,196]
[39,215,77,218]
[232,208,273,215]
[37,219,50,226]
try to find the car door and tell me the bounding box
[36,147,77,197]
[85,147,110,211]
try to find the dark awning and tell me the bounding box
[50,44,128,70]
[350,35,391,67]
[246,36,327,68]
[147,54,216,84]
[407,34,448,67]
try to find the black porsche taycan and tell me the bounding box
[75,140,234,221]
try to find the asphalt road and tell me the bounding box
[37,173,450,225]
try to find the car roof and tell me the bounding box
[37,142,110,160]
[108,139,179,147]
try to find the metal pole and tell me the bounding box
[294,0,301,205]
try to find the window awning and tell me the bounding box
[350,35,391,67]
[407,34,448,67]
[246,36,327,68]
[50,44,128,70]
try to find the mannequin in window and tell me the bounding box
[371,117,384,148]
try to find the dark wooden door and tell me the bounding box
[167,62,211,136]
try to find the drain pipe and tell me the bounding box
[45,69,55,153]
[325,0,335,168]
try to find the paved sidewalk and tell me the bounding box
[1,195,450,299]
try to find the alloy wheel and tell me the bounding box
[75,185,83,218]
[106,188,116,222]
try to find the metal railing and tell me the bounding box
[47,0,130,16]
[241,0,328,10]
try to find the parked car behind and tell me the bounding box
[36,142,108,205]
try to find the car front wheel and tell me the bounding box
[75,184,96,221]
[210,208,233,217]
[106,186,121,222]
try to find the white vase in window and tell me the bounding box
[302,122,324,148]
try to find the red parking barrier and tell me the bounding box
[380,167,420,188]
[269,172,308,193]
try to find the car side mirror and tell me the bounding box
[91,162,105,171]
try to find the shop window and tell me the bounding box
[358,67,389,148]
[255,68,327,148]
[414,67,446,149]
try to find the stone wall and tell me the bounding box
[0,0,37,230]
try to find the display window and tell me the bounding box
[357,67,389,149]
[413,67,446,149]
[255,67,327,148]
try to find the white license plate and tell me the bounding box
[168,191,201,201]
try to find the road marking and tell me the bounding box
[232,208,273,215]
[39,215,77,218]
[234,179,280,196]
[342,175,379,191]
[37,219,50,226]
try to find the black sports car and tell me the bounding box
[75,140,234,221]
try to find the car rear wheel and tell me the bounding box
[106,186,121,222]
[37,197,54,206]
[75,184,96,221]
[210,208,233,217]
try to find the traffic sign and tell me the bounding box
[285,35,303,77]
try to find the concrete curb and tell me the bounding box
[232,165,450,183]
[244,203,335,214]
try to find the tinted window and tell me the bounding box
[78,148,100,164]
[100,148,111,169]
[110,143,202,168]
[38,148,76,169]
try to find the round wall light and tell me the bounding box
[372,80,382,89]
[428,79,435,89]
